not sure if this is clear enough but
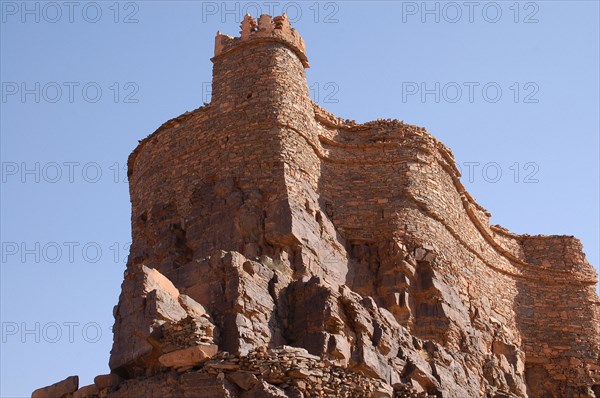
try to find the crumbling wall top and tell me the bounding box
[213,14,309,67]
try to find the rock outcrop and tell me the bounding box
[34,14,600,398]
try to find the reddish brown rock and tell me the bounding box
[227,371,259,391]
[72,383,98,398]
[94,373,123,390]
[33,13,600,398]
[31,375,78,398]
[244,380,288,397]
[110,264,217,378]
[158,344,217,368]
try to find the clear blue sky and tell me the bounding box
[1,1,598,396]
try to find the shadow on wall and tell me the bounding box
[515,274,600,397]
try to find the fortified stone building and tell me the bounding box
[34,14,599,398]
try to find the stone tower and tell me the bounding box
[33,14,600,398]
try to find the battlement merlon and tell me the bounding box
[212,14,309,68]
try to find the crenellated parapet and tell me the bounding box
[213,14,309,68]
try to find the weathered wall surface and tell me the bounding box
[311,109,600,396]
[34,14,599,398]
[117,12,600,397]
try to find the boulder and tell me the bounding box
[31,375,78,398]
[158,344,218,368]
[73,384,99,398]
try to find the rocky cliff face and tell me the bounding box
[34,14,600,398]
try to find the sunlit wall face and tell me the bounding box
[1,2,598,396]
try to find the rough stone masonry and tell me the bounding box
[33,14,600,398]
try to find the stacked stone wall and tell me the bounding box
[36,14,598,398]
